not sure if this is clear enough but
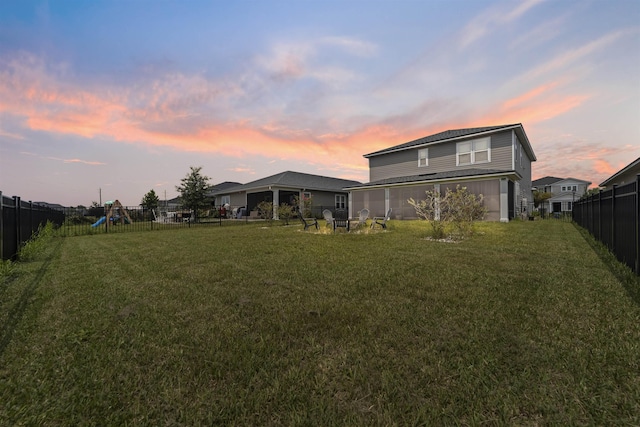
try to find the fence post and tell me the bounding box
[636,175,639,274]
[611,184,616,252]
[14,196,21,256]
[597,190,601,241]
[0,191,3,260]
[29,200,34,237]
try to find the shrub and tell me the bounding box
[278,203,295,225]
[408,185,486,240]
[257,201,274,224]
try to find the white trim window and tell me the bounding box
[220,195,231,206]
[418,148,428,167]
[335,194,346,209]
[457,137,490,166]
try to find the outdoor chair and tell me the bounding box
[333,209,350,232]
[323,209,334,228]
[299,216,318,230]
[354,208,369,228]
[371,208,392,229]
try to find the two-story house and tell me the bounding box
[532,176,591,214]
[346,124,536,222]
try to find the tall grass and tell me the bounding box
[0,220,638,425]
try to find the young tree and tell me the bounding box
[533,190,552,217]
[278,203,295,225]
[140,189,160,220]
[257,201,274,224]
[294,194,314,218]
[408,185,486,240]
[141,189,160,210]
[176,166,211,222]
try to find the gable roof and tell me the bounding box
[554,177,591,185]
[364,123,536,161]
[600,157,640,187]
[212,181,242,191]
[212,171,361,194]
[532,176,563,187]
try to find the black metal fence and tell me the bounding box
[573,176,639,275]
[1,196,349,261]
[1,192,66,261]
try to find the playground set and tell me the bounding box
[91,200,133,228]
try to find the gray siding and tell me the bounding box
[309,191,345,210]
[513,132,533,214]
[369,130,516,182]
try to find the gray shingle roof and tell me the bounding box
[532,176,563,187]
[364,124,522,157]
[346,168,520,189]
[212,171,361,194]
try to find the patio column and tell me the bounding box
[500,178,509,222]
[434,183,441,220]
[272,189,279,220]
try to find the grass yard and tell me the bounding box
[1,220,639,425]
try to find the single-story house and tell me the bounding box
[211,171,361,219]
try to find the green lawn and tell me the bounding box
[1,220,639,425]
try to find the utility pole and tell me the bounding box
[99,188,102,206]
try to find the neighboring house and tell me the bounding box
[346,124,536,222]
[206,181,242,206]
[211,171,361,219]
[599,157,640,190]
[34,202,67,211]
[532,176,591,214]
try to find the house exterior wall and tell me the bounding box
[513,131,533,216]
[368,130,515,182]
[308,191,347,211]
[548,180,589,196]
[229,193,247,208]
[601,161,639,189]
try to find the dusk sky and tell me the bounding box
[1,0,639,207]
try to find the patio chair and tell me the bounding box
[354,208,369,228]
[323,209,334,228]
[299,216,318,230]
[371,208,392,229]
[333,209,350,232]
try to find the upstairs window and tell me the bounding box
[457,137,490,166]
[418,148,428,167]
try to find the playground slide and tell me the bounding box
[91,216,106,227]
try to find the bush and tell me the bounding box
[408,185,486,240]
[278,203,295,225]
[257,201,274,224]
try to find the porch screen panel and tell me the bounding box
[389,184,434,219]
[367,189,386,217]
[441,180,500,221]
[351,190,365,214]
[351,189,386,217]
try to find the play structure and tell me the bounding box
[91,200,133,227]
